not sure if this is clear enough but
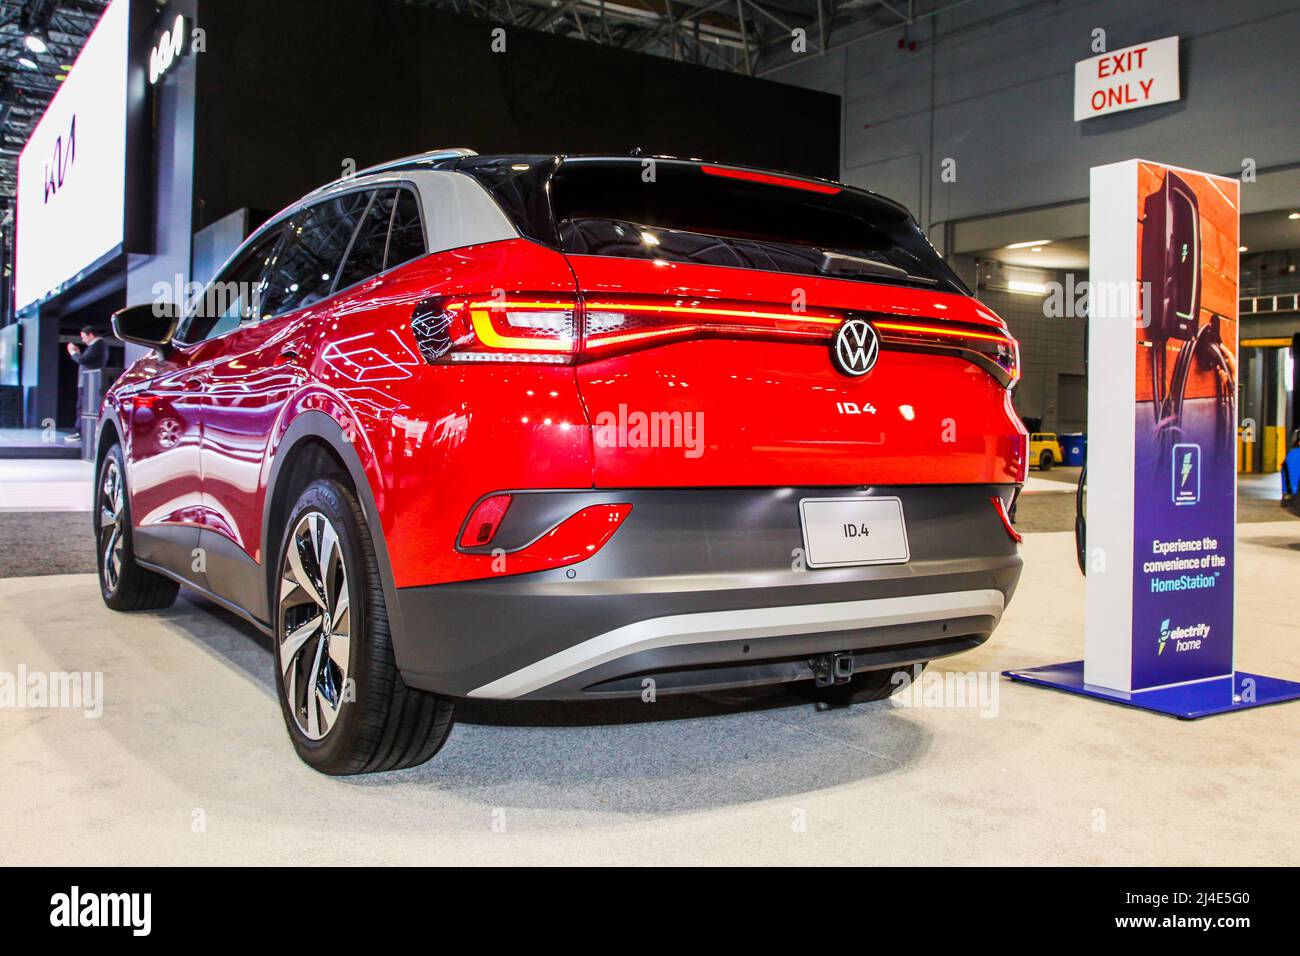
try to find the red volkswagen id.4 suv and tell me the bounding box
[99,149,1026,774]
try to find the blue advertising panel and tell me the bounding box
[1083,160,1238,693]
[1009,160,1300,716]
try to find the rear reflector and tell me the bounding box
[990,495,1022,543]
[459,494,513,548]
[700,164,841,195]
[513,503,633,570]
[456,501,633,572]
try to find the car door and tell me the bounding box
[199,189,375,620]
[118,340,209,581]
[125,225,282,596]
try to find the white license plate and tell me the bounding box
[798,497,909,568]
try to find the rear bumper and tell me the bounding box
[392,485,1022,700]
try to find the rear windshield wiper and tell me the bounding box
[819,251,939,286]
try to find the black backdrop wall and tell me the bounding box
[190,0,839,230]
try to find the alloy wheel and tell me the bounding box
[98,460,125,593]
[279,511,352,741]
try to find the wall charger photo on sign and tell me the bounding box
[1140,173,1234,468]
[1142,170,1201,341]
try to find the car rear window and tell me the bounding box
[457,157,967,294]
[560,159,969,293]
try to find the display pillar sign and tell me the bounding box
[1005,159,1300,717]
[1086,159,1238,692]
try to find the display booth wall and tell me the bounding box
[189,0,841,231]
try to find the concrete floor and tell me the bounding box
[2,521,1298,866]
[0,459,94,512]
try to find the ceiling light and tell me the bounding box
[1289,212,1300,220]
[1030,247,1043,253]
[18,57,38,70]
[1239,245,1248,253]
[1005,239,1051,249]
[24,32,48,54]
[1008,280,1048,295]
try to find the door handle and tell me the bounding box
[182,377,203,391]
[275,349,301,367]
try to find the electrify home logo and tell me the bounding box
[1158,618,1211,655]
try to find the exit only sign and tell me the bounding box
[1074,36,1180,121]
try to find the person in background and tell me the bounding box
[65,326,109,443]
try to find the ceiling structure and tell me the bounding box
[0,0,109,210]
[402,0,956,77]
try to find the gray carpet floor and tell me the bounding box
[0,511,97,578]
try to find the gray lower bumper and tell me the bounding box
[392,484,1022,700]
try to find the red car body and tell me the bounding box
[98,150,1025,769]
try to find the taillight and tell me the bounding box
[411,296,578,364]
[874,319,1020,389]
[582,295,842,356]
[409,293,1019,389]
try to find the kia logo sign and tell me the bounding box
[149,14,186,85]
[832,318,880,376]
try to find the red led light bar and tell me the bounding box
[414,292,1019,391]
[874,318,1020,389]
[700,164,841,195]
[582,297,841,355]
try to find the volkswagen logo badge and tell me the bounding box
[832,318,880,377]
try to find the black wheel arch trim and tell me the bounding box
[95,409,126,466]
[262,411,407,661]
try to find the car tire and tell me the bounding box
[802,662,928,709]
[1039,450,1054,471]
[273,477,454,775]
[94,444,180,611]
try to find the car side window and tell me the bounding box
[385,188,426,270]
[260,190,373,318]
[177,228,283,345]
[335,189,395,290]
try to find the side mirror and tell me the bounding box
[112,302,178,351]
